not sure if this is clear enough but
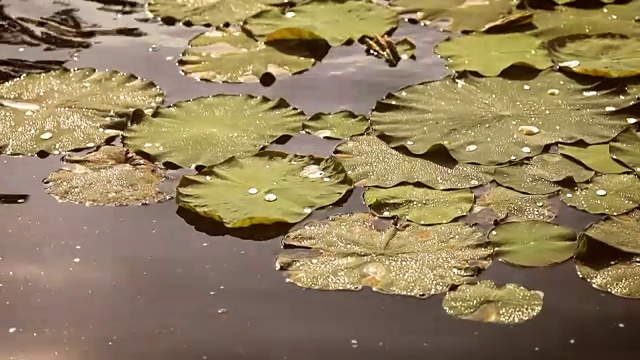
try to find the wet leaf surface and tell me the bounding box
[610,127,640,175]
[0,68,164,155]
[147,0,280,26]
[442,280,544,324]
[489,221,577,267]
[176,151,351,227]
[277,213,492,298]
[364,185,474,225]
[558,143,630,174]
[475,186,555,223]
[124,95,305,168]
[561,174,640,215]
[583,210,640,254]
[303,110,368,139]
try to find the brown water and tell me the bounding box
[1,1,638,359]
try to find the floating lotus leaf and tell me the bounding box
[531,6,640,40]
[558,143,630,174]
[44,146,169,206]
[442,280,544,324]
[475,186,554,223]
[124,95,305,168]
[489,221,577,267]
[276,213,492,298]
[364,185,474,225]
[370,71,635,165]
[334,136,494,189]
[561,174,640,215]
[548,33,640,78]
[610,128,640,175]
[583,211,640,254]
[390,0,516,32]
[480,10,534,33]
[0,68,164,156]
[243,0,398,46]
[303,111,368,139]
[178,29,316,83]
[176,152,351,227]
[435,33,552,77]
[494,154,594,194]
[147,0,281,26]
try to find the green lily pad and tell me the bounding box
[147,0,280,26]
[558,143,630,174]
[531,6,640,40]
[364,185,474,225]
[178,29,316,83]
[493,154,594,194]
[370,71,635,165]
[44,146,169,206]
[610,127,640,175]
[303,111,368,139]
[390,0,517,32]
[243,0,398,46]
[548,33,640,78]
[176,151,351,227]
[124,95,305,168]
[475,186,555,223]
[276,213,492,298]
[561,174,640,215]
[489,221,577,267]
[0,68,164,156]
[442,280,544,324]
[583,211,640,254]
[334,135,494,189]
[435,33,552,77]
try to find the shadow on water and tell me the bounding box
[1,1,640,359]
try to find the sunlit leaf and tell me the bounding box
[558,143,630,174]
[475,186,555,223]
[610,127,640,175]
[147,0,282,26]
[303,111,368,139]
[560,174,640,215]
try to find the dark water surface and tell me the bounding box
[1,1,639,359]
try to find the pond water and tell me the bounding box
[1,1,638,359]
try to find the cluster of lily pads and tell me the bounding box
[1,0,640,325]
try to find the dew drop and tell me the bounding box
[523,85,530,90]
[351,339,359,348]
[143,143,152,148]
[301,165,325,178]
[248,187,258,195]
[618,323,625,328]
[470,179,479,186]
[521,147,531,153]
[205,176,212,181]
[9,328,16,333]
[518,125,539,135]
[285,11,296,18]
[627,118,638,124]
[583,90,597,97]
[323,177,331,182]
[547,89,560,96]
[73,258,80,263]
[264,193,277,202]
[406,140,414,145]
[596,189,607,196]
[566,193,573,198]
[25,110,34,116]
[303,207,312,214]
[558,60,580,68]
[466,144,478,152]
[605,106,616,111]
[217,308,227,314]
[39,132,53,140]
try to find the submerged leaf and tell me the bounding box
[176,152,351,227]
[124,95,305,168]
[370,71,635,165]
[179,29,316,83]
[489,221,577,267]
[147,0,280,26]
[583,211,640,254]
[475,186,555,223]
[435,33,552,77]
[610,128,640,175]
[0,68,164,156]
[44,146,169,206]
[244,0,398,46]
[364,185,474,225]
[561,174,640,215]
[442,281,544,324]
[303,111,368,139]
[334,136,494,189]
[558,143,630,174]
[277,213,492,298]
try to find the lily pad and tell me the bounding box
[370,71,635,165]
[583,211,640,254]
[548,33,640,78]
[303,111,368,139]
[442,281,544,324]
[475,186,555,223]
[178,29,316,83]
[276,213,492,298]
[44,146,169,206]
[493,154,594,194]
[0,68,164,156]
[176,151,351,227]
[147,0,280,26]
[489,221,577,267]
[390,0,517,32]
[435,33,552,77]
[610,128,640,175]
[558,143,630,174]
[243,0,398,46]
[560,174,640,215]
[124,95,305,168]
[364,185,474,225]
[334,136,494,189]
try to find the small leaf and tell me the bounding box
[558,143,630,174]
[583,210,640,254]
[475,186,555,223]
[561,174,640,215]
[303,111,368,139]
[610,128,640,175]
[147,0,280,26]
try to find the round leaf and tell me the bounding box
[370,71,635,165]
[489,221,577,267]
[610,128,640,175]
[124,95,305,168]
[277,213,492,298]
[303,111,368,139]
[0,68,164,156]
[475,186,555,223]
[561,174,640,215]
[176,152,352,227]
[442,280,544,324]
[147,0,280,26]
[583,211,640,254]
[364,185,474,225]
